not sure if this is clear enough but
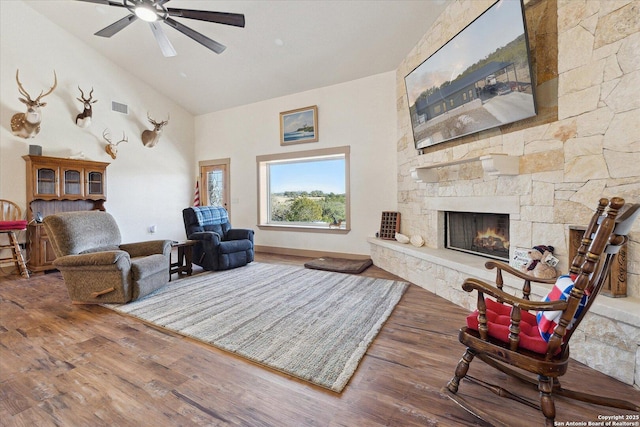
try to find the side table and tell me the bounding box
[170,240,197,281]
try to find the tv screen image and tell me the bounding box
[405,0,536,150]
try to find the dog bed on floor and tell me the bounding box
[304,257,373,274]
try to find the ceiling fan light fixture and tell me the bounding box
[134,4,158,22]
[79,0,245,55]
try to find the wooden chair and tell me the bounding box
[0,199,30,278]
[444,197,640,426]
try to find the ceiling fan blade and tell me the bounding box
[149,22,177,57]
[75,0,127,8]
[164,17,226,54]
[166,9,245,28]
[95,14,138,37]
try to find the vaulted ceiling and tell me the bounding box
[23,0,449,115]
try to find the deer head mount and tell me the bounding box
[76,86,97,128]
[10,69,57,139]
[103,129,127,159]
[141,112,169,148]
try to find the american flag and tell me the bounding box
[193,180,200,206]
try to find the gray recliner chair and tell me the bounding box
[43,211,172,304]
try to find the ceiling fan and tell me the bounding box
[77,0,245,57]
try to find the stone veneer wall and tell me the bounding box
[375,0,640,388]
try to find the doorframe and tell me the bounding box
[198,158,231,216]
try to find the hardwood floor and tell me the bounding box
[1,254,638,426]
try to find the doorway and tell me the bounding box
[199,158,230,215]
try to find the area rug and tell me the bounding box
[103,262,408,392]
[304,257,373,274]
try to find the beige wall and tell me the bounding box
[396,0,640,297]
[0,1,195,243]
[194,72,398,256]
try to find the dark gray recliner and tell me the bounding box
[182,206,254,271]
[43,211,172,304]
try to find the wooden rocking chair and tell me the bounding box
[0,199,29,278]
[444,197,640,426]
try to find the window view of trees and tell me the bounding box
[258,148,349,230]
[270,190,346,226]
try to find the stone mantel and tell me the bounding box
[410,154,520,183]
[369,237,640,387]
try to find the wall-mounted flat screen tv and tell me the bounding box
[405,0,536,150]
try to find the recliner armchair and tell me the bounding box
[182,206,254,271]
[43,211,172,304]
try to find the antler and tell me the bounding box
[147,112,170,126]
[77,86,96,103]
[16,69,57,103]
[15,69,32,101]
[102,128,112,143]
[34,71,57,102]
[116,132,128,146]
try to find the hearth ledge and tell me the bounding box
[368,237,639,327]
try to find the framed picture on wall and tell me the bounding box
[280,105,318,145]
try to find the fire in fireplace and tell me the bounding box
[446,211,510,261]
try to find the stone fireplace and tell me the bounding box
[427,195,521,262]
[369,0,639,388]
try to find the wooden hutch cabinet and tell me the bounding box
[23,155,109,273]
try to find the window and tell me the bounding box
[257,146,350,233]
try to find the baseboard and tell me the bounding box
[255,245,370,260]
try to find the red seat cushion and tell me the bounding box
[0,220,28,231]
[466,298,550,354]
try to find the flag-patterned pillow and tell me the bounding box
[536,274,588,342]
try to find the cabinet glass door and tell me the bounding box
[36,168,57,196]
[87,171,104,195]
[63,169,82,196]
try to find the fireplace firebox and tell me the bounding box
[446,211,510,261]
